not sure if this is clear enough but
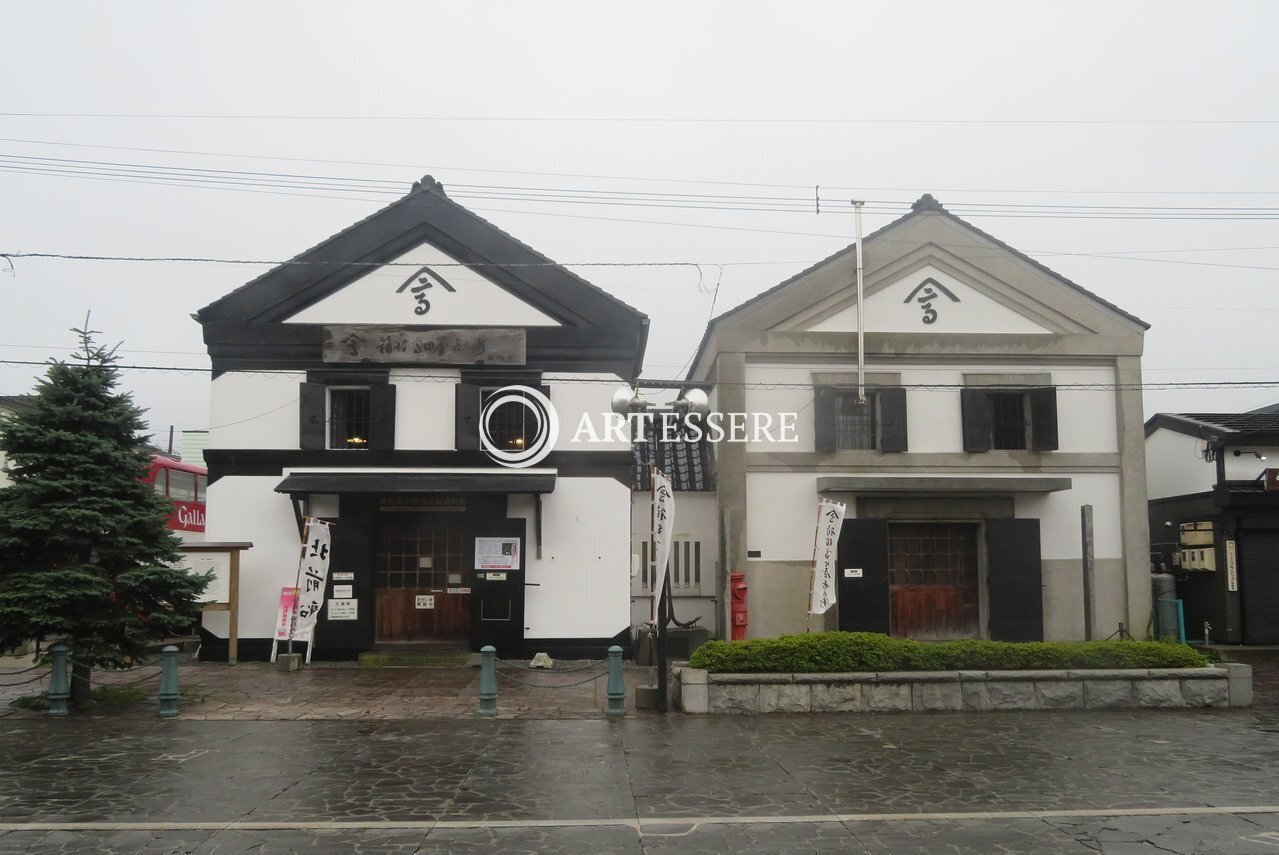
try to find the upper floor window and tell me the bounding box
[961,386,1058,452]
[814,386,908,453]
[454,378,549,452]
[329,388,371,449]
[482,387,534,452]
[299,379,396,451]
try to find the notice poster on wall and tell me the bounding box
[275,587,299,640]
[327,599,358,621]
[475,537,520,570]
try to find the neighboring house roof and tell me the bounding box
[196,176,649,378]
[633,415,715,492]
[1249,401,1279,415]
[0,394,36,415]
[1144,412,1279,443]
[686,194,1149,380]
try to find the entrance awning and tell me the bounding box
[275,468,557,495]
[816,476,1072,495]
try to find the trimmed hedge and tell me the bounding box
[686,632,1210,673]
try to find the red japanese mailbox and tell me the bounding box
[730,571,748,641]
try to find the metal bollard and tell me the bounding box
[606,645,626,717]
[158,645,180,718]
[477,645,498,717]
[47,644,70,717]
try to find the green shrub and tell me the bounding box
[686,632,1210,673]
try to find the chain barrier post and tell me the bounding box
[478,645,498,717]
[47,643,70,717]
[606,645,626,717]
[158,645,180,718]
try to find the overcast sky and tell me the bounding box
[1,1,1276,444]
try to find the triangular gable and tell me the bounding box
[687,195,1147,379]
[283,243,561,327]
[197,178,649,378]
[804,264,1053,335]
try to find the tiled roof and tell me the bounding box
[1146,412,1279,440]
[632,415,714,492]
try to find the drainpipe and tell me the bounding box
[852,199,866,404]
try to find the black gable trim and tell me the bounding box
[196,178,646,335]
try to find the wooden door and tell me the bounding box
[887,523,979,640]
[374,514,471,643]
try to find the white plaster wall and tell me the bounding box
[393,369,459,450]
[1014,473,1123,560]
[1222,445,1277,481]
[743,362,1118,454]
[283,243,561,327]
[208,372,305,450]
[202,475,304,639]
[1145,428,1216,499]
[1055,368,1119,453]
[746,472,825,561]
[547,374,628,452]
[509,477,632,639]
[807,265,1053,335]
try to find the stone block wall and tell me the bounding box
[675,665,1250,714]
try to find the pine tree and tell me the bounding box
[0,325,209,704]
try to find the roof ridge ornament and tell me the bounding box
[911,193,946,212]
[410,174,440,194]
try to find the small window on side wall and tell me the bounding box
[299,382,396,451]
[961,386,1057,452]
[814,386,907,453]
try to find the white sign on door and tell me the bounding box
[415,595,436,609]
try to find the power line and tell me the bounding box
[0,359,1274,393]
[6,153,1279,219]
[5,135,1279,197]
[2,113,1278,125]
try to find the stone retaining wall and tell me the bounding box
[675,664,1252,714]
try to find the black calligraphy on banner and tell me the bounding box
[651,470,676,615]
[809,500,846,615]
[292,521,332,636]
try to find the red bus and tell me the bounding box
[145,454,207,540]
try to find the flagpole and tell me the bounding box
[287,517,311,655]
[806,501,821,633]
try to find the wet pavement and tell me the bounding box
[1,659,1278,853]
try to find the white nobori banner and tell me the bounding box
[651,467,675,618]
[292,519,332,637]
[809,499,846,615]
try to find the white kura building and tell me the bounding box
[687,195,1153,642]
[196,178,648,661]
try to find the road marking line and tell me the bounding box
[2,805,1279,832]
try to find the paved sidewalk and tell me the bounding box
[4,655,1278,720]
[0,656,656,720]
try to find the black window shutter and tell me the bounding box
[1029,386,1059,452]
[814,386,836,452]
[986,518,1044,641]
[878,387,908,453]
[299,383,327,450]
[961,388,991,452]
[837,519,890,634]
[368,384,396,451]
[455,383,481,450]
